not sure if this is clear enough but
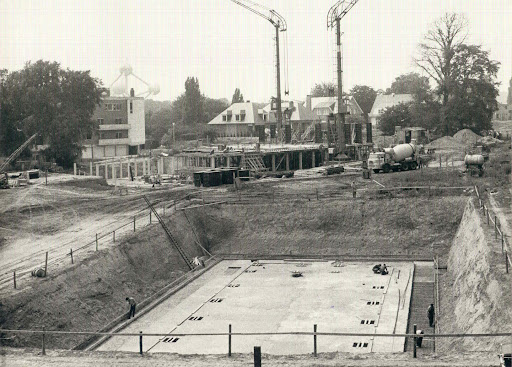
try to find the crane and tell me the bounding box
[327,0,359,153]
[0,132,38,188]
[229,0,288,140]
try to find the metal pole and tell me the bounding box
[506,251,509,274]
[495,216,498,239]
[134,216,136,232]
[44,251,48,276]
[336,17,345,152]
[70,248,74,264]
[42,327,46,355]
[113,231,115,243]
[275,25,282,139]
[487,210,490,226]
[45,170,48,185]
[413,324,417,358]
[139,331,143,355]
[502,232,504,253]
[254,346,261,367]
[313,324,318,357]
[13,271,16,289]
[96,233,98,251]
[228,324,232,357]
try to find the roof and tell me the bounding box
[208,102,264,125]
[262,100,318,122]
[369,94,414,117]
[310,96,364,116]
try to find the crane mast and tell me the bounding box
[327,0,359,153]
[229,0,287,141]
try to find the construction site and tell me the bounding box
[1,1,511,367]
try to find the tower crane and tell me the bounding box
[327,0,359,153]
[229,0,288,140]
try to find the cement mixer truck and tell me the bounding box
[367,143,420,173]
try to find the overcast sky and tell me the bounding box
[1,0,511,103]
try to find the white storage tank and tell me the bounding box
[464,154,484,166]
[391,144,415,161]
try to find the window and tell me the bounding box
[115,132,123,139]
[222,115,227,121]
[240,110,246,121]
[115,118,123,124]
[130,101,133,114]
[105,103,121,111]
[97,118,104,124]
[235,114,240,121]
[86,132,92,140]
[99,133,105,139]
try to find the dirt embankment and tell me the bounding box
[439,199,512,352]
[0,210,206,349]
[194,196,467,259]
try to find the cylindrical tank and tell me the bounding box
[464,154,484,166]
[391,144,416,161]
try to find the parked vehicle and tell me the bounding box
[367,143,420,173]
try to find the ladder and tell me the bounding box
[242,153,268,173]
[143,196,194,270]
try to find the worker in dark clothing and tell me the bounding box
[416,329,424,347]
[351,181,357,198]
[126,297,136,319]
[380,264,388,275]
[427,303,435,327]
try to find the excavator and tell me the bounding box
[0,133,38,189]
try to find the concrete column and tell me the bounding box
[271,154,276,172]
[90,161,93,176]
[95,164,99,177]
[210,156,215,169]
[312,151,315,168]
[135,159,138,177]
[143,159,147,175]
[285,153,290,171]
[119,160,123,178]
[299,152,303,170]
[111,164,115,180]
[227,156,231,168]
[73,163,77,175]
[159,157,164,174]
[104,163,107,179]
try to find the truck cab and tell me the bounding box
[368,151,390,173]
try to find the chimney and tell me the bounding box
[130,88,135,97]
[306,95,312,112]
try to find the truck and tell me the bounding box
[367,143,420,173]
[464,154,484,177]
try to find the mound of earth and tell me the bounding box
[453,129,481,144]
[426,136,465,149]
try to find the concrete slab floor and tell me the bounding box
[97,260,414,355]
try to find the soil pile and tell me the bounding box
[426,136,465,149]
[453,129,481,144]
[440,199,512,352]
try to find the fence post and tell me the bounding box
[113,231,115,243]
[139,331,143,355]
[13,271,16,289]
[254,346,261,367]
[96,233,98,251]
[439,155,441,168]
[316,189,319,201]
[42,327,46,355]
[487,209,490,226]
[44,251,48,276]
[150,211,152,224]
[70,248,74,264]
[134,216,136,232]
[495,216,498,239]
[502,232,504,253]
[413,324,417,358]
[228,324,232,357]
[506,251,509,274]
[313,324,318,357]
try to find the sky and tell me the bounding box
[1,0,511,103]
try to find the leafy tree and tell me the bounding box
[377,103,414,135]
[349,85,377,120]
[386,73,430,96]
[183,77,203,125]
[203,96,229,123]
[414,13,500,135]
[310,82,337,97]
[0,60,101,167]
[231,88,244,104]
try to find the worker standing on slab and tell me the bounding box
[126,297,136,319]
[351,180,357,198]
[416,329,424,347]
[427,303,435,327]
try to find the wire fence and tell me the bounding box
[474,186,511,273]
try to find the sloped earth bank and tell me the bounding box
[439,199,512,352]
[196,196,467,260]
[0,210,206,349]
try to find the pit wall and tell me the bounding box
[440,199,512,352]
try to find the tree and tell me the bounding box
[386,73,430,96]
[310,82,337,97]
[231,88,244,104]
[349,85,377,120]
[0,61,101,167]
[508,77,512,105]
[377,103,413,136]
[414,13,500,135]
[183,77,203,125]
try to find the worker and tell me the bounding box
[372,264,382,274]
[427,303,435,327]
[380,264,388,275]
[351,181,357,198]
[193,256,205,268]
[126,297,136,319]
[416,329,424,348]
